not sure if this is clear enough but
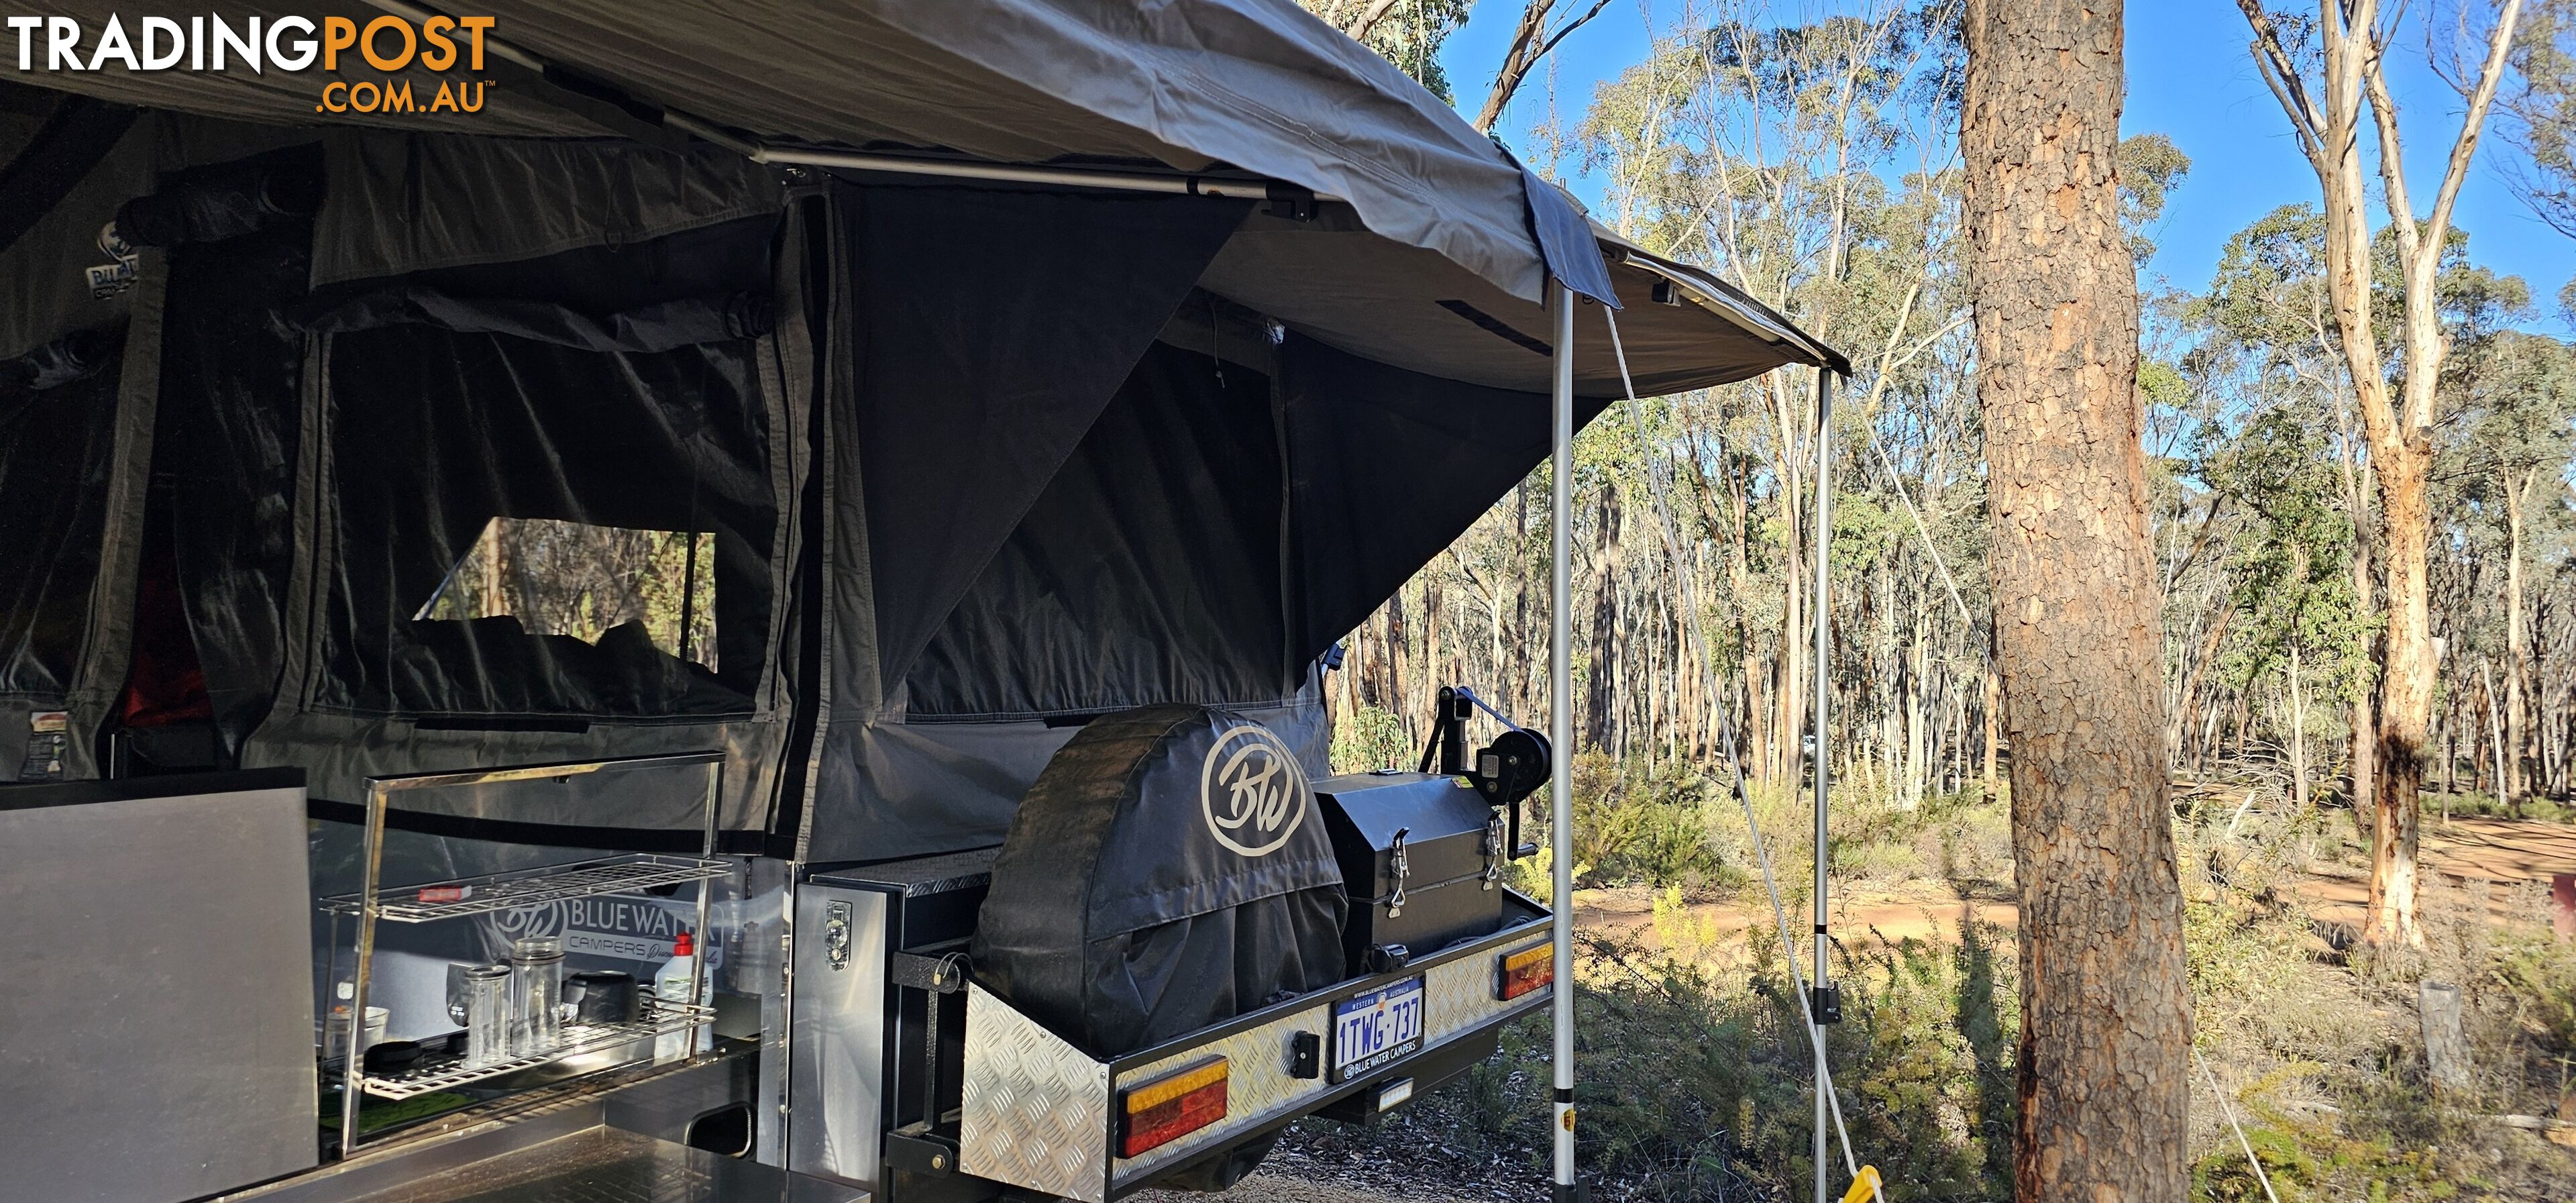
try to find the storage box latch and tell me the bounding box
[1385,827,1410,917]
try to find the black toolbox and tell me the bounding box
[1315,771,1509,974]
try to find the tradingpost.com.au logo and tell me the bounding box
[8,12,498,114]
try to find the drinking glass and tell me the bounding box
[508,936,565,1055]
[462,964,511,1067]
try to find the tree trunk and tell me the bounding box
[2371,439,2430,945]
[1778,529,1805,783]
[1984,660,2000,794]
[2178,599,2237,781]
[1507,483,1524,719]
[2443,698,2458,796]
[1904,613,1927,809]
[2507,470,2532,807]
[1963,3,2190,1199]
[2290,641,2310,813]
[2351,532,2377,835]
[2233,0,2524,945]
[1726,462,1770,777]
[2538,578,2558,797]
[2485,658,2511,815]
[1383,589,1407,722]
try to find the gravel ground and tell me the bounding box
[1126,1093,1552,1203]
[1128,1170,1472,1203]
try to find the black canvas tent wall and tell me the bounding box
[1,0,1837,859]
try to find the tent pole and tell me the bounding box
[1548,281,1578,1203]
[1810,366,1835,1203]
[746,146,1311,202]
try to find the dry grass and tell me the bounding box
[2168,792,2576,1202]
[1250,774,2576,1202]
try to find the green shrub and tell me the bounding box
[2431,790,2576,823]
[1330,703,1412,774]
[1562,751,1739,892]
[2491,934,2576,1055]
[2190,1084,2483,1202]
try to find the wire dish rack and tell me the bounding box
[356,997,718,1100]
[329,751,729,1154]
[322,854,730,923]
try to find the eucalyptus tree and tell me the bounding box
[2196,205,2384,814]
[2231,0,2527,947]
[1574,0,1969,782]
[2196,407,2374,814]
[2502,0,2576,234]
[2448,329,2576,807]
[1301,0,1472,99]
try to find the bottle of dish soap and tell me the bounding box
[653,930,707,1061]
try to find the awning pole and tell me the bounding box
[1810,366,1835,1203]
[1548,280,1578,1202]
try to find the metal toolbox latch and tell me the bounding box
[1386,827,1409,917]
[1481,807,1505,890]
[824,900,853,971]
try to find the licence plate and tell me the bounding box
[1331,976,1424,1082]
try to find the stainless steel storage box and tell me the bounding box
[788,848,997,1193]
[0,770,319,1203]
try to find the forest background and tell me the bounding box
[1265,2,2576,1200]
[1309,0,2571,827]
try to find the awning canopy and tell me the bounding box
[6,0,1833,388]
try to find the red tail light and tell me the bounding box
[1497,943,1553,1000]
[1119,1057,1229,1157]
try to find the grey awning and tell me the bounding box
[12,0,1832,372]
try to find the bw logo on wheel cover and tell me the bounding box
[1199,725,1310,856]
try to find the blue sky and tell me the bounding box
[1438,1,2575,334]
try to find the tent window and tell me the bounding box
[417,518,719,672]
[311,323,775,719]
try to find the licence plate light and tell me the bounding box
[1497,943,1553,1000]
[1118,1057,1228,1158]
[1372,1076,1415,1112]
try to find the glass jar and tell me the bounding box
[508,936,566,1055]
[462,963,512,1067]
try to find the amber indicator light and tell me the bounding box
[1118,1056,1230,1157]
[1497,943,1553,1000]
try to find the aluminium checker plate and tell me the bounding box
[957,904,1555,1202]
[959,984,1114,1201]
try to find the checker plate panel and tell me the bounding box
[957,922,1557,1201]
[958,984,1112,1203]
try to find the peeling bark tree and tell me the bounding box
[2234,0,2525,945]
[1962,2,2191,1199]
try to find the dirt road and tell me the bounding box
[1575,882,2021,948]
[2298,815,2576,933]
[1576,815,2576,959]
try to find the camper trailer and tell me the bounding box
[0,4,1839,1201]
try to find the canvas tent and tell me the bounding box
[0,0,1836,861]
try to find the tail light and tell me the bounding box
[1118,1057,1229,1157]
[1496,942,1553,1000]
